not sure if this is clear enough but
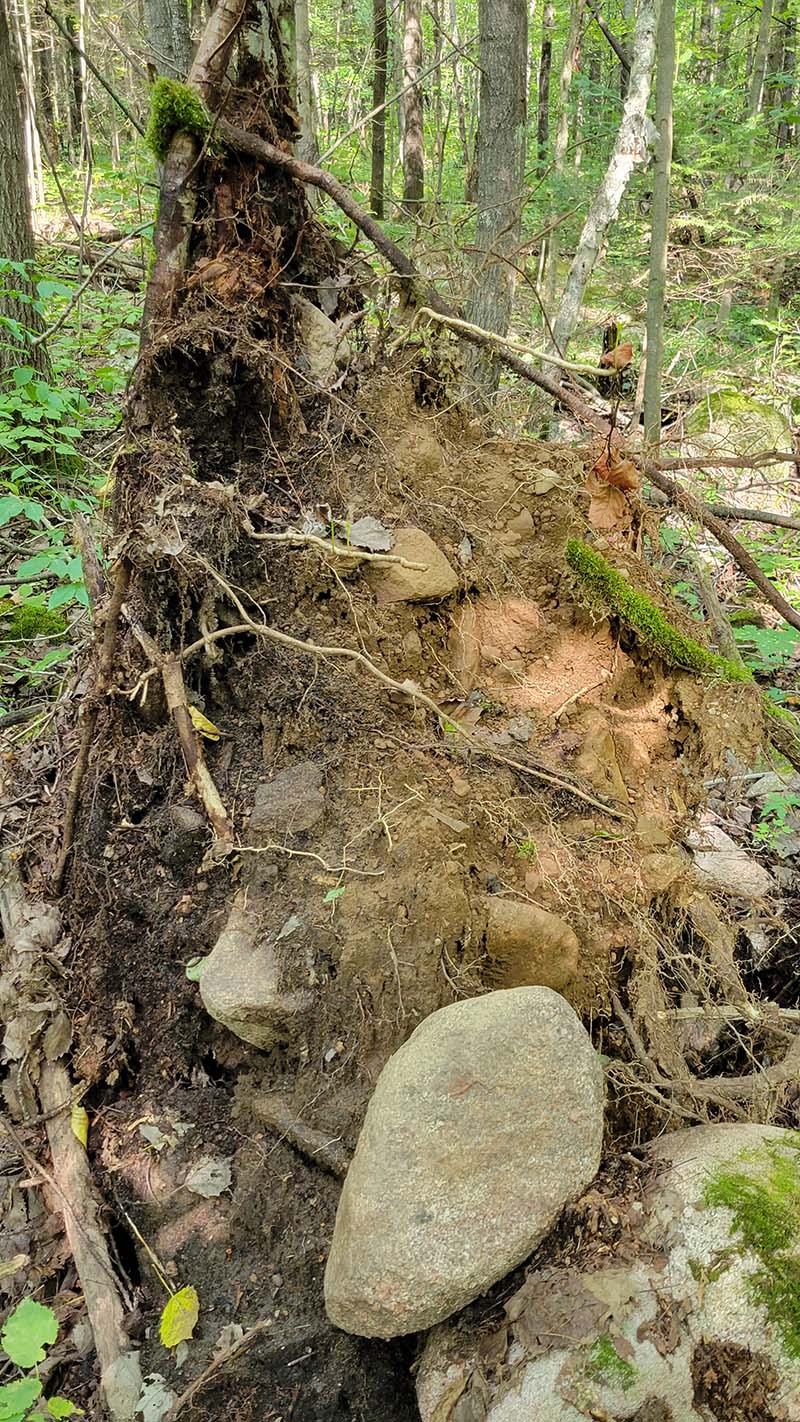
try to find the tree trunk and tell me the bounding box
[550,0,661,360]
[144,0,193,78]
[643,0,675,449]
[777,7,796,153]
[536,0,554,172]
[464,0,528,394]
[401,0,423,212]
[448,0,472,197]
[0,0,50,376]
[764,0,787,121]
[545,0,585,314]
[748,0,774,115]
[296,0,316,164]
[370,0,387,216]
[10,0,44,215]
[37,19,60,153]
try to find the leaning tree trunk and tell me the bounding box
[401,0,424,212]
[0,0,51,376]
[369,0,388,216]
[549,0,661,360]
[643,0,675,449]
[463,0,528,395]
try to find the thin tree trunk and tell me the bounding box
[536,0,554,172]
[144,0,193,79]
[643,0,675,449]
[748,0,774,115]
[37,18,59,153]
[464,0,528,394]
[10,0,44,215]
[0,0,51,376]
[401,0,423,213]
[296,0,316,164]
[448,0,472,197]
[764,0,786,121]
[545,0,585,313]
[370,0,387,216]
[550,0,661,359]
[777,8,796,153]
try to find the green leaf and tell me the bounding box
[1,1297,58,1368]
[185,957,207,981]
[46,1398,82,1417]
[47,585,82,611]
[159,1286,199,1348]
[0,496,24,527]
[323,886,346,904]
[17,553,56,577]
[21,500,45,525]
[0,1376,42,1421]
[11,367,35,387]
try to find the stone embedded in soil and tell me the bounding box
[290,294,345,386]
[484,897,579,992]
[199,894,314,1050]
[323,987,603,1339]
[248,762,325,838]
[365,527,459,605]
[685,822,775,899]
[574,709,629,805]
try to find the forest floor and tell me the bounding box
[7,353,799,1420]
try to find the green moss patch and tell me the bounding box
[0,601,67,641]
[565,539,750,682]
[145,78,211,161]
[704,1137,800,1358]
[586,1334,637,1391]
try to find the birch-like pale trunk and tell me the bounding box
[545,0,585,314]
[748,0,774,115]
[550,0,660,359]
[296,0,316,162]
[643,0,675,449]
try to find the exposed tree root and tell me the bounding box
[252,1093,351,1178]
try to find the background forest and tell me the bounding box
[3,0,800,1420]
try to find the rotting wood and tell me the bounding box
[0,853,142,1420]
[161,656,234,843]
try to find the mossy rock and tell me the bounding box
[682,390,794,476]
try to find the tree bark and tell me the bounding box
[643,0,675,448]
[776,5,796,153]
[401,0,423,212]
[0,0,51,376]
[144,0,193,78]
[464,0,528,394]
[550,0,661,359]
[448,0,472,197]
[369,0,388,215]
[545,0,585,313]
[748,0,774,115]
[296,0,316,163]
[536,0,554,172]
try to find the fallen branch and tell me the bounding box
[32,224,151,347]
[400,307,610,377]
[658,451,798,471]
[163,1319,306,1421]
[701,501,800,533]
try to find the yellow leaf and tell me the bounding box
[159,1286,199,1348]
[188,707,221,741]
[71,1105,89,1147]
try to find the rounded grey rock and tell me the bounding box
[324,986,604,1338]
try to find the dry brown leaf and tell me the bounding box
[591,450,640,492]
[600,341,634,370]
[586,472,632,532]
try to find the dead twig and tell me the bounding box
[163,1319,306,1421]
[398,307,610,377]
[248,526,427,568]
[161,656,234,843]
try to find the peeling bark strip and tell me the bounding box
[550,0,661,359]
